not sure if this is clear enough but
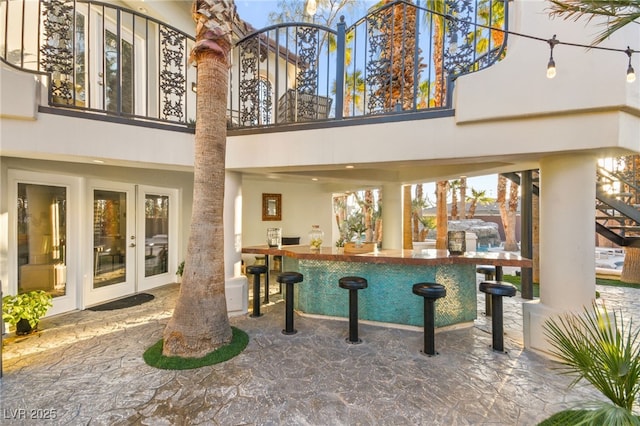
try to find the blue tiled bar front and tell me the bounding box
[242,246,532,328]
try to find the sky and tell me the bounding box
[234,0,499,197]
[235,0,378,28]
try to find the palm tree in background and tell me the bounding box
[373,0,424,110]
[466,188,492,218]
[497,175,519,252]
[162,0,245,358]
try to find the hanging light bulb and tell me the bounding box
[546,35,558,79]
[547,58,556,79]
[626,47,636,83]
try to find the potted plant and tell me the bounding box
[348,222,368,246]
[2,290,53,335]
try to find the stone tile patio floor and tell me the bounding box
[1,279,639,425]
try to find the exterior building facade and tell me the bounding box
[1,0,639,355]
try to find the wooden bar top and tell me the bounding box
[242,245,532,268]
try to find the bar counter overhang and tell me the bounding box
[242,245,532,329]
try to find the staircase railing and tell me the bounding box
[503,161,640,248]
[596,157,640,247]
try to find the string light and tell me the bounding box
[547,35,558,79]
[626,47,636,83]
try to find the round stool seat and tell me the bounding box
[476,266,496,275]
[339,276,368,290]
[412,283,446,299]
[246,265,267,275]
[479,281,516,297]
[277,272,303,285]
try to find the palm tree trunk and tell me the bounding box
[403,184,413,249]
[436,181,448,249]
[162,0,241,357]
[163,50,232,358]
[412,184,423,242]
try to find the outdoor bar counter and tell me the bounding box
[242,245,532,328]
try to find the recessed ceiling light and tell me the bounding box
[345,165,354,169]
[312,178,318,181]
[92,159,104,164]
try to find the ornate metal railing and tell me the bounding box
[2,0,506,132]
[229,0,507,129]
[1,0,196,128]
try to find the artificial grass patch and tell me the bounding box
[143,326,249,370]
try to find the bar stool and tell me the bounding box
[479,281,516,352]
[246,265,267,318]
[277,272,304,335]
[338,276,368,344]
[477,266,496,316]
[412,283,446,356]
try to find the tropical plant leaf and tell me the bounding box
[547,0,640,45]
[544,302,640,412]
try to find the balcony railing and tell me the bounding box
[2,0,506,132]
[1,0,196,129]
[228,0,507,130]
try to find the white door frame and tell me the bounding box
[137,185,179,291]
[7,170,82,316]
[85,179,136,307]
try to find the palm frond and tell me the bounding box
[544,302,640,412]
[547,0,640,45]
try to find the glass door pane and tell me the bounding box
[137,185,178,291]
[17,184,67,298]
[93,189,127,288]
[144,194,169,277]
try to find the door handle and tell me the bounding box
[129,243,136,247]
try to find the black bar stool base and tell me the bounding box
[412,282,446,356]
[277,272,304,336]
[339,276,368,345]
[246,265,268,318]
[479,280,517,353]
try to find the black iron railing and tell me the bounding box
[229,0,507,129]
[2,0,506,132]
[1,0,196,128]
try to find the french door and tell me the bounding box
[137,185,178,291]
[8,170,81,317]
[86,181,178,306]
[86,180,136,306]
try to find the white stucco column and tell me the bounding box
[523,153,596,354]
[381,183,402,249]
[224,171,248,316]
